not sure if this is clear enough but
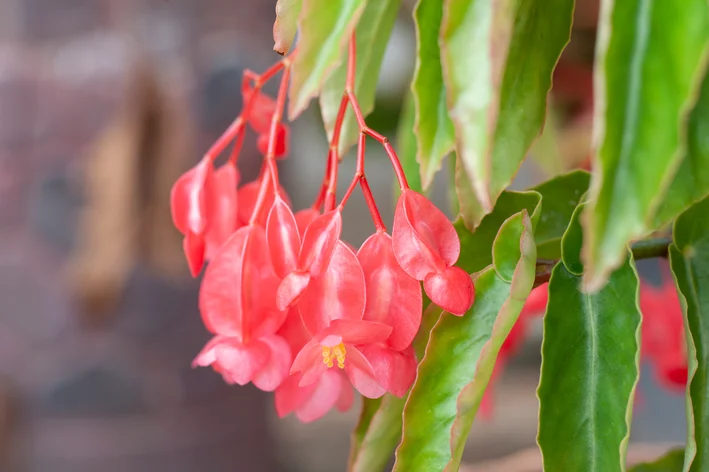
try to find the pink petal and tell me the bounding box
[298,241,366,335]
[275,373,317,418]
[237,179,291,227]
[266,196,300,278]
[290,338,323,376]
[170,157,212,235]
[360,344,417,398]
[295,208,320,237]
[257,123,290,159]
[335,375,354,412]
[204,162,239,260]
[199,229,249,337]
[193,336,269,386]
[358,231,422,350]
[298,210,342,277]
[423,266,475,316]
[344,346,385,399]
[401,189,460,266]
[323,319,392,346]
[200,226,282,339]
[277,308,312,355]
[277,271,311,311]
[392,189,459,279]
[183,231,206,277]
[252,334,292,392]
[299,360,328,387]
[295,370,343,423]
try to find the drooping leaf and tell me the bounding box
[394,211,536,471]
[412,0,455,189]
[456,190,540,274]
[319,0,401,155]
[397,89,424,194]
[347,304,442,472]
[654,71,709,228]
[273,0,302,55]
[443,0,574,228]
[628,448,685,472]
[583,0,709,289]
[532,170,590,259]
[289,0,366,119]
[537,258,641,471]
[670,194,709,472]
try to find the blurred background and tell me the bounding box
[0,0,684,470]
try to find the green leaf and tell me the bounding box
[533,170,591,259]
[319,0,401,155]
[347,305,442,472]
[670,194,709,472]
[537,259,641,471]
[443,0,574,227]
[583,0,709,289]
[561,202,586,275]
[273,0,302,55]
[348,395,405,472]
[456,190,541,275]
[629,449,685,472]
[412,0,455,189]
[288,0,366,119]
[654,71,709,228]
[394,211,536,472]
[397,89,424,194]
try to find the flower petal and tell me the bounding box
[295,370,343,423]
[183,231,206,277]
[204,162,239,260]
[335,375,354,412]
[170,157,212,235]
[323,319,392,346]
[277,271,311,311]
[298,241,366,335]
[358,231,422,350]
[360,344,417,398]
[294,208,320,237]
[257,123,290,159]
[423,266,475,316]
[266,196,300,278]
[298,210,342,276]
[392,189,460,279]
[344,346,385,399]
[275,373,317,418]
[237,179,291,227]
[193,336,269,386]
[252,334,292,391]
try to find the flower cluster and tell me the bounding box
[170,48,474,422]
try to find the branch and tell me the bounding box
[533,236,672,288]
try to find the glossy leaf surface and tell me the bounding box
[583,0,709,288]
[444,0,573,226]
[538,259,641,471]
[289,0,365,118]
[394,212,535,471]
[670,195,709,472]
[412,0,455,189]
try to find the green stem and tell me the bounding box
[533,236,671,288]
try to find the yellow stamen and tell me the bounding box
[322,343,346,369]
[322,346,333,368]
